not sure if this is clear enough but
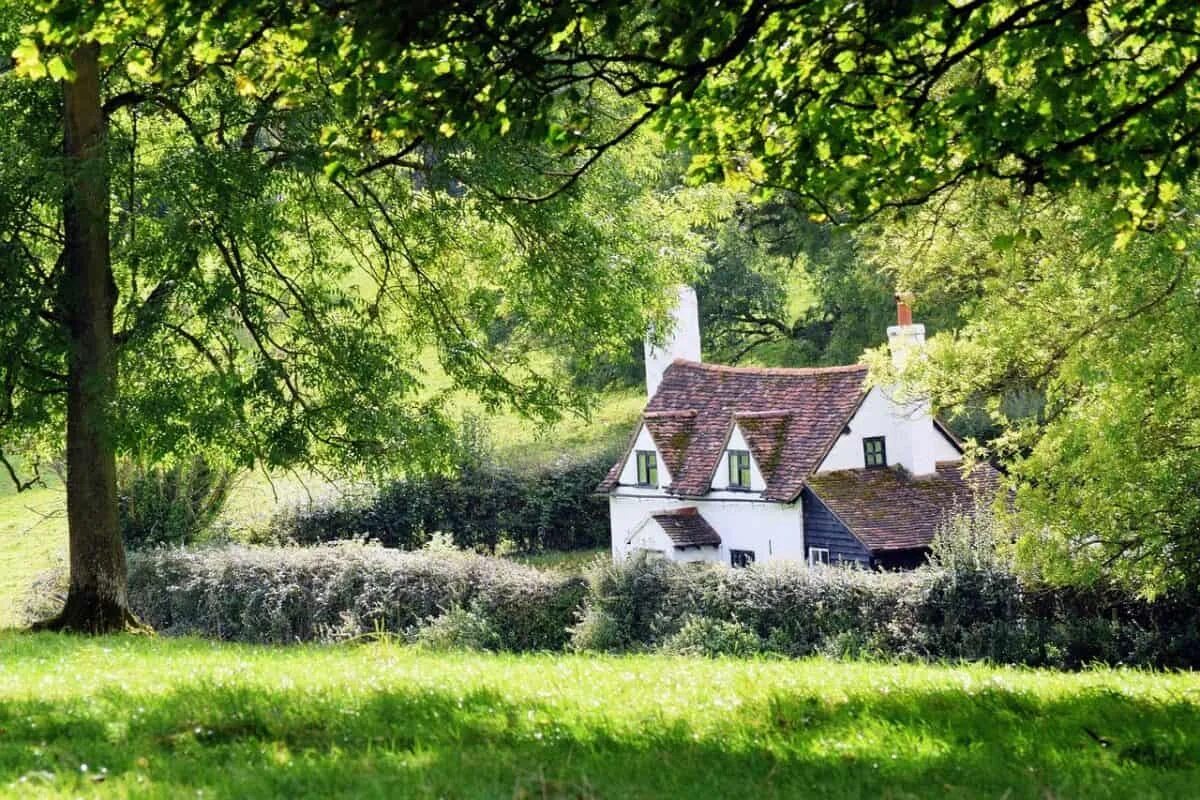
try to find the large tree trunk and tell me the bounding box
[36,43,138,633]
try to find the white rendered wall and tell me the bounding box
[609,493,804,564]
[817,387,960,475]
[616,424,674,488]
[645,285,701,399]
[709,426,768,493]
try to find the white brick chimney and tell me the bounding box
[645,285,701,399]
[885,294,937,476]
[886,293,926,372]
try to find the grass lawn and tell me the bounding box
[0,487,66,630]
[506,547,607,573]
[1,634,1198,799]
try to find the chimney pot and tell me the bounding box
[895,294,913,326]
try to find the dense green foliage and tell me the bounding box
[267,451,612,553]
[109,542,1200,668]
[125,544,586,649]
[25,1,1200,231]
[117,458,232,549]
[574,556,1200,668]
[3,634,1199,798]
[866,183,1200,594]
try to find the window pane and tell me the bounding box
[863,437,885,467]
[647,455,657,486]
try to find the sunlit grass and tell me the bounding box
[0,634,1197,798]
[0,487,66,629]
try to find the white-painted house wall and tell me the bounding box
[609,493,804,565]
[817,387,960,475]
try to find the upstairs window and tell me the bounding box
[728,450,752,488]
[635,451,658,487]
[863,436,887,468]
[808,547,831,566]
[730,549,756,568]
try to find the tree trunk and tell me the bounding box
[35,43,138,633]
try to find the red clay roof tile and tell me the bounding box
[651,507,722,548]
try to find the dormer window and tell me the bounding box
[728,450,752,488]
[635,451,658,487]
[863,436,887,468]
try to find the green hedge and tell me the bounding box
[266,453,612,553]
[571,557,1200,668]
[127,544,586,649]
[121,545,1200,668]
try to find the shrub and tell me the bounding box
[265,451,613,554]
[663,616,761,657]
[127,544,587,648]
[572,555,1200,668]
[118,457,233,549]
[415,604,501,651]
[120,540,1200,668]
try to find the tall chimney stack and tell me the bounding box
[645,285,701,399]
[886,292,925,372]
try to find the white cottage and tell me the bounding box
[598,287,999,570]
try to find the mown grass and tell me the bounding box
[0,634,1197,798]
[0,487,66,629]
[505,547,607,573]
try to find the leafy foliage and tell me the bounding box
[25,0,1200,233]
[573,554,1200,668]
[267,451,614,554]
[117,457,233,549]
[869,182,1200,594]
[126,544,586,648]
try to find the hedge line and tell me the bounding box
[127,544,586,650]
[265,453,611,553]
[575,557,1200,668]
[122,546,1200,668]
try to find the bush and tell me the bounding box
[415,604,501,651]
[120,537,1200,668]
[663,616,761,657]
[126,543,587,649]
[118,457,233,549]
[571,555,1200,668]
[265,452,614,554]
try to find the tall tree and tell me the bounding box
[3,9,700,631]
[868,182,1200,594]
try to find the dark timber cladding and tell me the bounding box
[800,488,871,566]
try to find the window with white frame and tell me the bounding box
[808,547,831,566]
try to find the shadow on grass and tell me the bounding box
[1,667,1198,799]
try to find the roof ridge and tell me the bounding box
[644,409,699,418]
[668,358,868,376]
[733,409,793,418]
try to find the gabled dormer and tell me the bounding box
[616,423,674,489]
[710,424,768,493]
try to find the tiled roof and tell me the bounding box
[805,461,1002,552]
[598,360,869,500]
[651,507,722,548]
